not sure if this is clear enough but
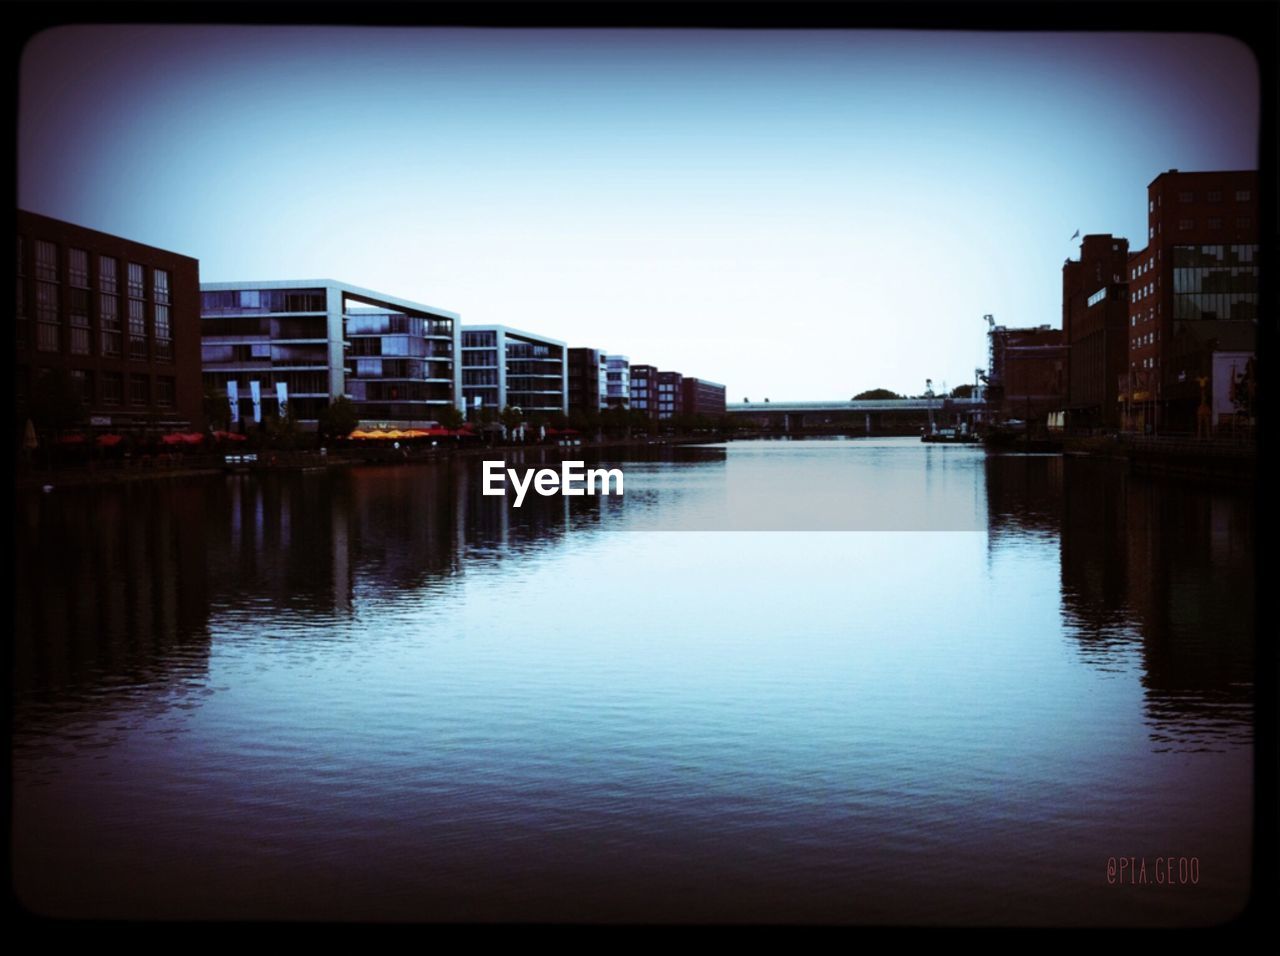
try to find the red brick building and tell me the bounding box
[17,211,203,436]
[1062,234,1130,430]
[988,325,1067,424]
[1121,170,1258,432]
[680,377,726,419]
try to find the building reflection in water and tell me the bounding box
[16,444,1247,755]
[985,453,1253,749]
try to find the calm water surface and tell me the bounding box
[12,439,1255,924]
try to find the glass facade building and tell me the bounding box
[460,326,567,418]
[201,280,461,427]
[605,355,630,409]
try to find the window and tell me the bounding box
[156,377,175,407]
[1208,218,1222,230]
[100,294,121,356]
[129,373,149,406]
[154,303,172,362]
[1236,217,1251,229]
[1208,190,1222,202]
[1235,190,1251,201]
[99,256,118,293]
[1178,191,1194,203]
[101,372,123,406]
[69,326,91,355]
[68,369,93,404]
[36,281,59,352]
[154,269,170,305]
[1178,219,1193,230]
[127,262,145,298]
[35,239,57,280]
[129,298,147,360]
[69,248,89,287]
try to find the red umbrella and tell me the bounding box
[56,434,87,444]
[96,434,124,447]
[181,433,205,444]
[160,433,186,445]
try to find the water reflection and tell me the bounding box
[987,453,1254,748]
[11,440,1254,923]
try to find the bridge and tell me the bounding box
[727,397,988,435]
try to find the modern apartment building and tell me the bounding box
[681,377,727,418]
[1122,169,1258,431]
[1062,234,1130,430]
[655,371,684,420]
[17,210,203,433]
[460,325,567,418]
[605,355,630,409]
[567,347,608,417]
[630,364,657,419]
[200,280,461,428]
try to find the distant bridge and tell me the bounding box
[727,397,988,435]
[728,398,984,414]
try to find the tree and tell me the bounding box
[500,405,524,431]
[264,411,303,449]
[203,387,229,431]
[437,405,464,430]
[853,388,901,401]
[317,396,360,438]
[29,368,87,434]
[950,384,975,399]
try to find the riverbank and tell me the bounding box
[14,434,722,492]
[1063,434,1255,486]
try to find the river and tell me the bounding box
[12,438,1255,924]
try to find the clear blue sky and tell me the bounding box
[18,27,1258,400]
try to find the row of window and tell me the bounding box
[202,288,327,315]
[1132,331,1159,348]
[1172,189,1251,204]
[201,371,330,394]
[1171,244,1256,267]
[41,369,177,408]
[20,238,171,302]
[1178,217,1251,230]
[22,285,172,360]
[350,358,451,380]
[346,313,453,338]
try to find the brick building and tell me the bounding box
[1121,170,1258,432]
[1062,234,1130,430]
[17,210,203,435]
[681,377,727,418]
[988,325,1067,425]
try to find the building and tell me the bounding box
[17,210,203,434]
[987,324,1067,425]
[629,363,657,419]
[1121,169,1258,432]
[567,347,608,417]
[605,355,630,409]
[201,280,461,428]
[460,325,567,418]
[1062,235,1130,430]
[681,377,727,419]
[655,371,684,420]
